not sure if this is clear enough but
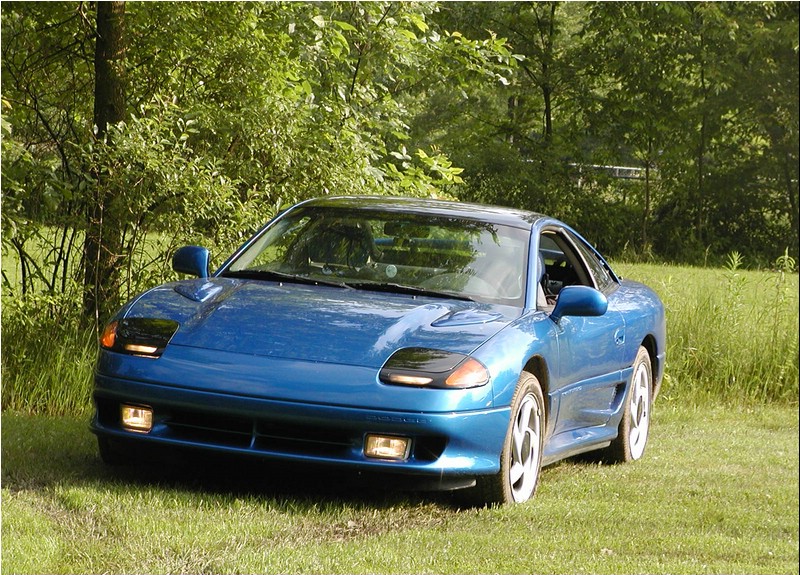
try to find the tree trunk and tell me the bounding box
[83,1,126,328]
[541,2,556,143]
[780,152,799,259]
[643,164,650,249]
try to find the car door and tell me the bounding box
[537,228,626,437]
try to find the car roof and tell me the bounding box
[297,195,547,230]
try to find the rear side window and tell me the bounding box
[569,233,617,294]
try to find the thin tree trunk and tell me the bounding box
[780,153,799,258]
[83,1,126,328]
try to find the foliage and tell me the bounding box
[578,2,798,264]
[3,2,797,308]
[1,2,516,317]
[614,254,799,406]
[0,274,95,415]
[413,2,798,266]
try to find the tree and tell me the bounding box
[580,2,691,252]
[2,0,796,323]
[2,1,513,325]
[733,2,799,259]
[417,2,586,216]
[83,0,126,325]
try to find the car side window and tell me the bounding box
[537,230,595,308]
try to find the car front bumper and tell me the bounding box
[91,373,510,485]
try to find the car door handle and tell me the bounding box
[614,328,625,346]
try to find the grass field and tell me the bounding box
[2,404,798,574]
[614,259,798,404]
[2,253,798,573]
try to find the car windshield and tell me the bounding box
[223,206,529,306]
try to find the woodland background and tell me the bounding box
[2,1,798,328]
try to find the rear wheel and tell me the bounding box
[605,346,652,462]
[474,372,545,505]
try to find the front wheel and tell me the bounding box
[473,372,545,505]
[605,345,652,462]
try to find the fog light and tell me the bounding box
[121,404,153,433]
[364,434,411,461]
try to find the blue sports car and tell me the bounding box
[91,195,666,504]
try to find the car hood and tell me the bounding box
[124,278,520,368]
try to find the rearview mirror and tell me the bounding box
[172,246,210,278]
[550,285,608,323]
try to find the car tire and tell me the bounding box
[604,345,652,463]
[473,372,545,505]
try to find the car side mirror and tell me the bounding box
[172,246,210,278]
[550,285,608,323]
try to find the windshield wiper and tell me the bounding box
[222,269,350,289]
[223,272,474,300]
[347,282,476,302]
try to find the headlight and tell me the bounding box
[379,347,490,389]
[100,318,179,358]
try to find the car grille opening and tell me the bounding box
[163,409,356,456]
[166,410,253,448]
[97,400,447,463]
[253,420,354,456]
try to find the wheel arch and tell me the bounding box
[522,355,551,423]
[639,333,661,400]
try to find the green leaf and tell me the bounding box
[333,20,357,32]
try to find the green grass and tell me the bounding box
[2,405,798,574]
[614,260,799,405]
[0,301,96,416]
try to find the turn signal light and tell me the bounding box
[445,357,490,388]
[100,320,118,349]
